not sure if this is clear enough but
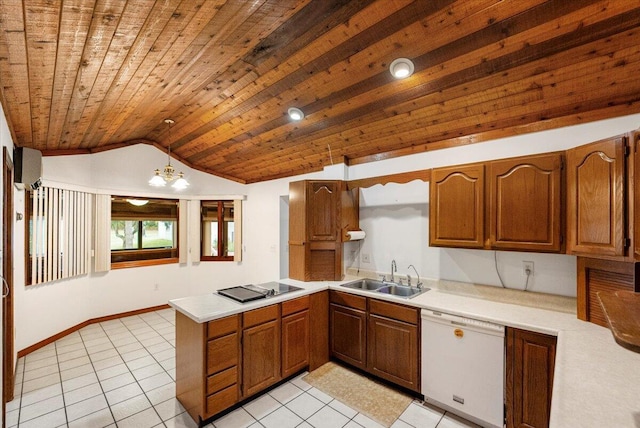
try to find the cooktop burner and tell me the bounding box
[217,282,303,303]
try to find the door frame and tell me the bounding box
[3,146,15,416]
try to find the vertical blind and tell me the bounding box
[29,186,92,285]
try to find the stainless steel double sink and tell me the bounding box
[340,278,429,299]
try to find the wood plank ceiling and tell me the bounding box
[1,0,640,183]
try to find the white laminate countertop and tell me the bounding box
[168,277,640,428]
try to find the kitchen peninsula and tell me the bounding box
[170,278,640,428]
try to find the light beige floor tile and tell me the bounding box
[243,393,281,420]
[110,393,152,421]
[116,407,162,428]
[18,408,66,428]
[63,382,103,405]
[269,382,303,404]
[66,394,109,422]
[260,406,303,428]
[286,392,324,419]
[306,406,349,428]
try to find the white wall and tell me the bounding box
[348,180,577,296]
[10,112,640,351]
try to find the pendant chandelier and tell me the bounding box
[149,119,189,190]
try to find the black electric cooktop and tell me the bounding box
[217,282,303,303]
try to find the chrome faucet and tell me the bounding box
[390,259,397,283]
[407,264,422,289]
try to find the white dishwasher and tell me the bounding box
[421,309,505,428]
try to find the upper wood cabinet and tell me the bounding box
[488,153,564,252]
[430,163,485,248]
[289,180,359,281]
[431,153,564,253]
[566,135,628,258]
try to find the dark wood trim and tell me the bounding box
[346,169,431,190]
[3,147,15,415]
[17,304,170,358]
[111,257,179,270]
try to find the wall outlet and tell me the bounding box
[522,261,534,276]
[362,253,371,263]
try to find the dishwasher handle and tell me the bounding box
[421,309,505,336]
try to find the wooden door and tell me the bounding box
[489,153,563,252]
[430,163,485,248]
[281,310,310,378]
[242,319,281,397]
[329,303,367,370]
[367,314,418,392]
[306,181,339,241]
[506,328,556,428]
[566,136,627,257]
[3,148,14,414]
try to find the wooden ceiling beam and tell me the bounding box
[199,12,640,172]
[187,0,612,166]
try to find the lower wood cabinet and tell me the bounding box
[506,327,557,428]
[367,299,419,392]
[329,291,421,393]
[176,312,240,424]
[329,292,367,370]
[176,294,323,426]
[282,296,310,378]
[242,304,281,397]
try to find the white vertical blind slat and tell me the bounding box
[31,190,40,284]
[63,189,70,279]
[52,188,59,281]
[178,200,188,264]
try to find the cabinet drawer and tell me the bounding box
[207,366,237,395]
[282,295,310,316]
[243,304,279,329]
[330,291,366,311]
[208,315,239,340]
[206,384,238,416]
[369,299,418,325]
[207,333,238,375]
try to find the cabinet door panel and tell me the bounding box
[567,136,626,256]
[367,314,419,392]
[430,164,485,248]
[307,181,339,241]
[329,303,367,370]
[489,154,563,252]
[242,320,281,397]
[282,311,310,378]
[506,328,556,428]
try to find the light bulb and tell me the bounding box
[288,107,304,121]
[390,58,414,79]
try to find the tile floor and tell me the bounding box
[6,308,478,428]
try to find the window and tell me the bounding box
[110,197,179,267]
[26,186,92,285]
[201,200,236,261]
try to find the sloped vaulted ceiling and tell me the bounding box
[1,0,639,183]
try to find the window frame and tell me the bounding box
[200,200,235,262]
[110,197,179,269]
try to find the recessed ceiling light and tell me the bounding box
[288,107,304,121]
[390,58,414,79]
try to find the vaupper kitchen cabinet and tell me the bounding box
[430,153,564,252]
[566,134,629,258]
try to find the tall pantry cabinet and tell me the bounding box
[289,180,358,281]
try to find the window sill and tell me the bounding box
[200,256,234,262]
[111,258,179,270]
